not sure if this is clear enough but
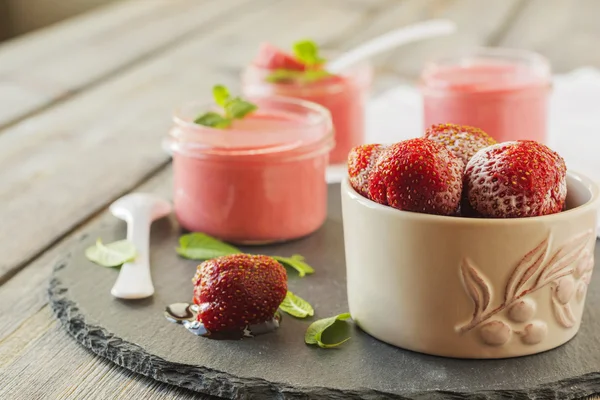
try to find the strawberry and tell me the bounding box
[193,254,287,332]
[347,144,386,198]
[424,123,497,165]
[368,138,464,215]
[464,140,567,218]
[253,42,306,71]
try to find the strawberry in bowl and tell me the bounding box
[464,140,567,218]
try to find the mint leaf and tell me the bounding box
[272,254,315,277]
[305,313,351,348]
[194,112,231,128]
[293,40,325,66]
[176,233,241,260]
[85,238,136,267]
[194,85,257,128]
[213,85,230,107]
[266,69,331,84]
[225,97,258,120]
[279,291,314,318]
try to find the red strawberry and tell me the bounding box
[368,138,464,215]
[347,144,386,198]
[464,140,567,218]
[424,123,497,165]
[193,254,287,332]
[253,42,306,71]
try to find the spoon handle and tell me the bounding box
[327,19,457,74]
[111,208,155,299]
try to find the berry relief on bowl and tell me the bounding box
[242,40,372,165]
[165,85,334,244]
[421,48,551,143]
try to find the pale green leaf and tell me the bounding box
[85,238,136,267]
[292,39,325,66]
[272,254,314,277]
[176,232,241,260]
[279,291,314,318]
[305,312,351,348]
[193,111,231,128]
[225,98,258,120]
[212,84,230,107]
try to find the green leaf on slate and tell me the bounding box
[305,313,351,348]
[279,291,314,318]
[193,111,231,128]
[293,39,325,66]
[272,254,315,277]
[176,232,242,260]
[224,97,258,120]
[85,238,136,267]
[212,84,230,107]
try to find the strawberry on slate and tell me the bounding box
[424,123,497,165]
[464,140,567,218]
[368,138,464,216]
[347,143,386,198]
[193,254,287,332]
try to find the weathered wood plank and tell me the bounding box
[0,0,250,129]
[0,165,211,399]
[0,309,212,400]
[0,0,386,285]
[334,0,526,79]
[499,0,600,73]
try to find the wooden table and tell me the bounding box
[1,0,599,398]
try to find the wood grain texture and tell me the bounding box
[0,0,392,285]
[0,0,249,129]
[2,0,600,398]
[0,167,213,400]
[379,0,526,79]
[500,0,600,73]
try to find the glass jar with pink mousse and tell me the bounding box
[242,58,372,165]
[165,97,334,244]
[421,48,551,143]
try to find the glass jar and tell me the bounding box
[242,62,372,165]
[421,47,551,143]
[165,97,334,245]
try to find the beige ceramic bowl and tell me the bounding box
[341,171,599,359]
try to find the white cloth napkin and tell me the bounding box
[327,68,600,232]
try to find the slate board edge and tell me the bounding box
[48,237,600,400]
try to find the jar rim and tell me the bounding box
[167,95,334,159]
[420,46,551,93]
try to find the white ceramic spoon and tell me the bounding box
[109,193,172,299]
[327,19,457,74]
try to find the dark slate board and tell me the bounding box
[49,184,600,400]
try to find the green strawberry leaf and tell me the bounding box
[293,40,325,66]
[193,112,231,128]
[279,291,314,318]
[225,97,258,120]
[85,238,136,267]
[265,69,332,84]
[194,85,257,129]
[305,313,352,348]
[272,254,315,277]
[212,84,230,107]
[176,232,242,260]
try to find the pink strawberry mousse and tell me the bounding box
[242,43,372,165]
[421,48,551,143]
[166,97,333,244]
